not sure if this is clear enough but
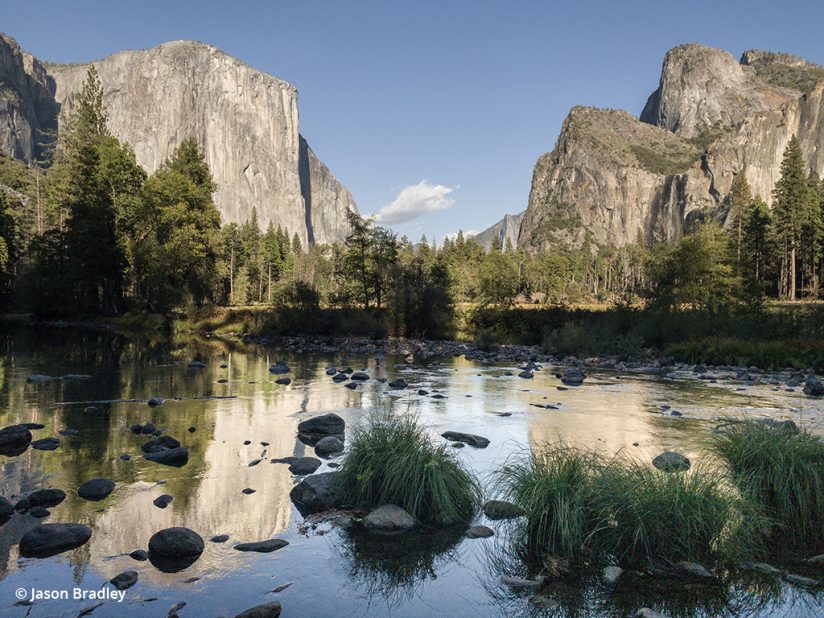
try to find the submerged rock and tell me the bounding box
[350,372,370,380]
[31,437,60,451]
[19,523,92,558]
[109,570,138,591]
[289,472,344,515]
[441,431,489,448]
[560,368,586,386]
[652,452,690,472]
[466,525,494,539]
[268,363,290,375]
[315,436,344,457]
[77,478,115,501]
[187,361,207,369]
[388,378,408,389]
[234,539,289,553]
[483,500,524,520]
[145,447,189,467]
[275,377,291,385]
[27,489,66,508]
[675,561,714,579]
[29,506,49,518]
[141,435,181,453]
[153,494,173,509]
[233,602,282,618]
[498,574,545,588]
[0,424,33,456]
[362,505,415,535]
[26,374,54,384]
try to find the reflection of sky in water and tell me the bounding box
[0,327,820,616]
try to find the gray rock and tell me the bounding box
[602,565,624,584]
[803,375,824,396]
[466,525,494,539]
[153,494,173,509]
[350,372,370,380]
[145,447,189,467]
[210,534,230,543]
[268,364,290,375]
[518,371,533,379]
[0,496,13,524]
[129,549,148,561]
[31,437,60,451]
[498,574,545,588]
[483,500,524,520]
[187,361,207,369]
[345,381,358,390]
[652,451,690,472]
[441,431,489,448]
[740,561,781,575]
[233,601,282,618]
[77,478,115,501]
[287,457,322,475]
[298,413,345,437]
[805,554,824,564]
[0,424,32,455]
[148,527,204,561]
[785,573,819,587]
[315,436,344,457]
[388,378,408,389]
[26,374,54,384]
[19,523,92,558]
[141,435,181,453]
[109,570,138,590]
[27,489,66,508]
[147,397,165,407]
[561,369,586,386]
[362,505,415,535]
[234,539,289,553]
[29,506,49,518]
[676,561,713,578]
[275,377,291,385]
[289,472,344,515]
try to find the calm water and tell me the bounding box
[0,326,821,617]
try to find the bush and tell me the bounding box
[338,414,481,526]
[708,419,824,548]
[473,329,500,352]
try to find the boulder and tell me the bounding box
[211,534,230,543]
[362,505,415,535]
[315,436,344,457]
[350,372,370,380]
[19,523,92,558]
[803,375,824,397]
[676,560,713,579]
[141,435,181,453]
[286,457,322,475]
[77,478,115,501]
[233,539,289,553]
[233,602,282,618]
[153,494,173,509]
[27,489,66,508]
[483,500,524,520]
[129,549,148,561]
[518,371,533,379]
[109,570,138,591]
[0,496,13,525]
[29,506,49,518]
[268,363,290,375]
[289,472,344,515]
[31,437,60,451]
[466,525,494,539]
[145,447,189,467]
[561,369,586,386]
[148,527,204,572]
[297,413,345,437]
[0,424,32,456]
[652,452,690,472]
[388,378,408,389]
[147,397,165,407]
[441,431,489,448]
[602,565,624,584]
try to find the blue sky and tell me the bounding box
[2,1,823,241]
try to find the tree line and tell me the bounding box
[0,68,822,330]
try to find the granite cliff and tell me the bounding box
[519,43,824,251]
[472,212,524,250]
[0,34,355,245]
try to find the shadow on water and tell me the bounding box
[335,524,465,610]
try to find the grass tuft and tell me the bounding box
[708,419,824,549]
[338,413,481,526]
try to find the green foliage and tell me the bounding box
[473,329,500,352]
[750,55,824,92]
[495,443,762,568]
[630,143,700,176]
[708,420,824,548]
[666,337,824,370]
[338,413,481,526]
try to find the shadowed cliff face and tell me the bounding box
[521,43,824,251]
[0,35,356,245]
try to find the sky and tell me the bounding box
[2,1,823,242]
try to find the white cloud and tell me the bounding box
[373,180,456,224]
[444,228,480,241]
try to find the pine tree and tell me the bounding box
[742,196,772,295]
[727,171,753,267]
[771,136,807,300]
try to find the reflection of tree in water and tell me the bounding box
[336,525,464,610]
[478,536,820,617]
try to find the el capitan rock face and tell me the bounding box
[0,34,355,245]
[520,43,824,251]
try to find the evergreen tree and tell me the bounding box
[771,136,807,300]
[727,171,753,267]
[742,196,773,296]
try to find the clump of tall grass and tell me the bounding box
[494,443,598,561]
[589,459,762,566]
[494,443,762,569]
[708,419,824,548]
[338,413,481,526]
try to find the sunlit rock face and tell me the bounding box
[520,44,824,250]
[0,34,356,245]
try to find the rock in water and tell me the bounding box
[31,437,60,451]
[441,431,490,448]
[153,494,173,509]
[560,369,586,386]
[298,413,345,437]
[141,435,181,452]
[148,527,204,573]
[362,505,415,535]
[803,375,824,396]
[147,397,165,407]
[109,570,138,590]
[315,436,344,457]
[602,566,624,584]
[466,525,494,539]
[289,472,344,515]
[483,500,524,520]
[286,457,322,475]
[77,478,115,501]
[0,496,13,525]
[19,523,92,558]
[652,452,691,472]
[145,447,189,467]
[233,539,289,553]
[388,378,408,389]
[233,602,282,618]
[27,489,66,508]
[0,424,32,456]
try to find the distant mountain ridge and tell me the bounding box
[516,43,824,251]
[0,33,356,245]
[471,212,524,249]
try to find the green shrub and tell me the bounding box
[473,329,500,352]
[338,414,481,526]
[708,420,824,548]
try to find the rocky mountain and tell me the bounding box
[519,43,824,251]
[0,33,355,245]
[472,212,524,249]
